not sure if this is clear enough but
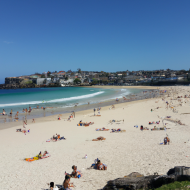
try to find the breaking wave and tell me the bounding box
[0,91,104,107]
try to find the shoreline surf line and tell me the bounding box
[0,89,160,126]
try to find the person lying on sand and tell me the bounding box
[92,136,106,141]
[16,128,22,132]
[96,128,109,131]
[63,175,74,190]
[110,129,126,133]
[111,128,121,132]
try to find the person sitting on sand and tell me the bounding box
[49,182,54,190]
[96,160,107,170]
[71,165,82,178]
[43,151,49,157]
[166,137,170,145]
[140,125,143,131]
[63,175,73,190]
[53,134,58,141]
[90,159,107,170]
[38,151,42,159]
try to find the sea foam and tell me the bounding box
[0,91,104,107]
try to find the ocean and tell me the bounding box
[0,87,145,115]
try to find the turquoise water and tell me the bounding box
[0,87,144,113]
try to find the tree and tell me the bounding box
[73,78,81,84]
[91,78,98,85]
[65,76,68,81]
[41,74,45,78]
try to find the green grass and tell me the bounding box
[151,181,190,190]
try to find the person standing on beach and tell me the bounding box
[94,108,96,116]
[72,111,75,118]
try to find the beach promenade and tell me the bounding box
[0,86,190,190]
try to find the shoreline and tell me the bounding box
[0,96,158,130]
[0,88,160,129]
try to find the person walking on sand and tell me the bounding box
[72,111,75,118]
[94,108,96,116]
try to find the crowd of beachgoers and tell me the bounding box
[0,86,190,190]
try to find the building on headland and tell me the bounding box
[32,78,51,85]
[1,68,190,89]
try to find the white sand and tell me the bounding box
[0,86,190,190]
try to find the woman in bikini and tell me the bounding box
[63,175,73,190]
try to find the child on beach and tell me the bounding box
[71,165,82,178]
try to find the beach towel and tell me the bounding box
[25,155,50,162]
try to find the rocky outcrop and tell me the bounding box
[103,166,190,190]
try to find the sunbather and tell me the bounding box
[49,182,54,190]
[96,128,109,131]
[43,151,49,157]
[52,134,58,141]
[63,175,73,190]
[71,165,82,178]
[92,136,106,141]
[96,160,107,170]
[38,151,42,159]
[89,159,107,170]
[110,128,121,132]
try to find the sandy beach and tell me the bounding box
[0,86,190,190]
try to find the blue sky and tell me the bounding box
[0,0,190,83]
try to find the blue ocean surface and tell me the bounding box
[0,87,143,113]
